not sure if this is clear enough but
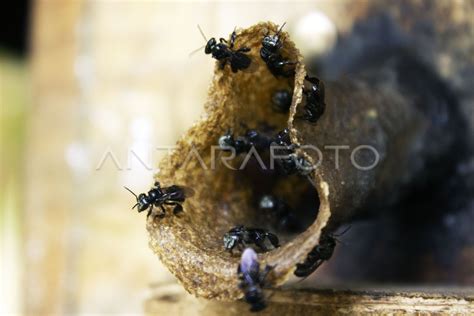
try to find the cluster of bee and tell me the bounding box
[201,22,325,123]
[218,127,314,176]
[211,23,331,311]
[127,23,334,313]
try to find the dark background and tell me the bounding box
[0,0,30,55]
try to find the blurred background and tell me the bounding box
[1,0,473,315]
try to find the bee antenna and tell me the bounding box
[188,44,206,57]
[124,186,138,199]
[277,22,287,35]
[189,25,209,58]
[197,24,208,42]
[333,225,352,237]
[131,203,139,210]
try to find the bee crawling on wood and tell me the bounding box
[125,181,193,219]
[223,225,280,254]
[238,248,273,312]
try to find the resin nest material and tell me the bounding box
[147,21,466,300]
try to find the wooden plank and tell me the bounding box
[145,283,474,315]
[26,1,82,314]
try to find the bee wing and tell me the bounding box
[189,45,206,57]
[234,52,251,67]
[266,233,280,248]
[304,75,320,85]
[165,185,195,199]
[179,186,195,198]
[231,52,257,73]
[165,186,194,201]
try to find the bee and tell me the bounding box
[238,248,273,312]
[196,25,252,73]
[271,129,314,176]
[223,225,280,254]
[294,227,350,277]
[260,22,296,77]
[125,181,193,219]
[258,195,302,232]
[218,129,271,154]
[301,76,326,123]
[271,89,292,113]
[272,128,294,149]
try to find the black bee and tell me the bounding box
[260,22,296,77]
[280,153,314,176]
[218,129,271,154]
[272,128,293,148]
[294,227,350,277]
[301,76,326,123]
[271,129,314,176]
[125,181,192,219]
[223,225,279,253]
[271,89,292,113]
[238,248,272,312]
[294,233,335,277]
[258,195,301,232]
[198,25,251,73]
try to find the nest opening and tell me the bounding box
[218,147,321,244]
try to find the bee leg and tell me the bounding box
[173,203,183,215]
[238,241,246,252]
[262,265,273,276]
[266,233,280,248]
[147,207,163,223]
[237,47,250,53]
[231,61,239,73]
[164,202,183,215]
[219,59,227,70]
[254,237,268,252]
[146,205,157,220]
[230,30,237,48]
[260,265,273,284]
[158,205,166,218]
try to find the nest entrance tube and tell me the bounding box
[147,22,328,299]
[147,21,467,300]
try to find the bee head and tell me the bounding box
[223,233,238,250]
[205,38,217,54]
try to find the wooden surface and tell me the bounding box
[145,283,474,315]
